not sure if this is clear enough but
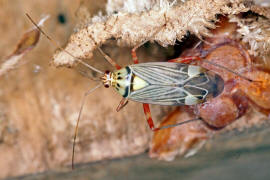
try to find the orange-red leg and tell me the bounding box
[88,33,121,70]
[170,55,254,82]
[143,103,155,130]
[131,25,164,64]
[143,104,200,131]
[97,47,121,69]
[168,56,203,64]
[131,42,146,64]
[116,98,129,112]
[131,48,139,64]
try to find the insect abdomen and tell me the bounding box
[204,72,224,99]
[185,71,224,104]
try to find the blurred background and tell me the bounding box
[0,0,270,179]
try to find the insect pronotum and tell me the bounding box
[26,13,255,169]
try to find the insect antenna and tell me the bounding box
[72,83,103,169]
[25,13,104,75]
[154,118,202,131]
[25,13,105,168]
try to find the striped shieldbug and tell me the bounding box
[26,14,256,168]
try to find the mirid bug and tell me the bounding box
[26,14,256,168]
[149,17,270,161]
[103,62,224,106]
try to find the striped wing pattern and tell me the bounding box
[128,62,209,106]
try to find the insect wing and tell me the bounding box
[128,62,210,106]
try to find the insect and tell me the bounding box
[150,17,270,161]
[26,14,257,168]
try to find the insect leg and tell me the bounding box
[116,98,129,112]
[131,40,150,64]
[131,24,166,64]
[143,103,155,130]
[169,55,255,82]
[168,56,202,64]
[88,34,121,70]
[96,46,122,70]
[143,104,201,131]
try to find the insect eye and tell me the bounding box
[104,84,109,88]
[105,70,110,75]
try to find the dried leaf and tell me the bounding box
[0,15,49,76]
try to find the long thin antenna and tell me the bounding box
[25,13,103,75]
[72,83,102,169]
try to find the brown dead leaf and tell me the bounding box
[0,15,49,76]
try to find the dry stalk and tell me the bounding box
[230,15,270,64]
[53,0,256,67]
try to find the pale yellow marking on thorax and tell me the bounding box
[132,75,148,91]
